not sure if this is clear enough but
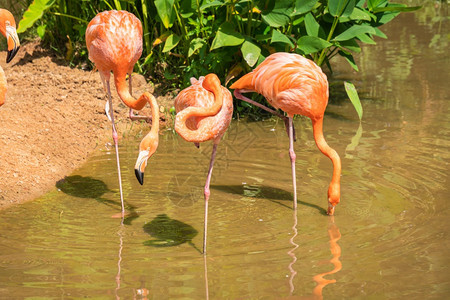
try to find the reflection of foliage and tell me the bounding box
[143,214,198,248]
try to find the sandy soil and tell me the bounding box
[0,40,173,210]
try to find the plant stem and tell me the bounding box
[317,16,339,66]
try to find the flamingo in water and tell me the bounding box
[86,10,159,215]
[0,8,20,106]
[230,52,341,215]
[175,74,233,254]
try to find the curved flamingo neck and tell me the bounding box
[140,93,159,150]
[175,74,223,142]
[312,117,341,186]
[114,73,147,111]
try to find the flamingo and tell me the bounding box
[230,52,341,215]
[86,10,159,215]
[0,8,20,107]
[174,74,233,254]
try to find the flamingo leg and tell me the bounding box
[106,80,125,216]
[203,142,219,255]
[234,90,295,141]
[288,117,297,209]
[128,73,151,122]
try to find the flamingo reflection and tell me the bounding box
[312,217,342,299]
[285,216,341,299]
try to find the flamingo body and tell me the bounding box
[175,76,233,143]
[174,74,233,254]
[86,10,159,214]
[231,52,341,215]
[0,8,20,107]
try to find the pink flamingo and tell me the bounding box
[175,74,233,254]
[230,52,341,215]
[0,8,20,107]
[86,10,159,215]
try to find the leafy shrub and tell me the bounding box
[17,0,420,118]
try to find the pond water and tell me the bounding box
[1,2,449,298]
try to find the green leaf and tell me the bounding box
[367,0,388,10]
[210,22,245,50]
[297,36,332,55]
[17,0,56,33]
[292,0,318,15]
[356,33,376,44]
[334,25,376,41]
[349,7,372,21]
[271,30,294,48]
[188,38,206,57]
[372,5,421,13]
[344,81,363,120]
[241,40,261,67]
[328,0,356,18]
[304,13,320,37]
[261,0,293,28]
[36,24,46,39]
[372,27,387,39]
[155,0,175,29]
[339,50,359,71]
[200,0,224,11]
[339,39,361,52]
[162,33,181,52]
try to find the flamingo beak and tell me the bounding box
[135,150,149,185]
[327,201,336,216]
[6,24,20,63]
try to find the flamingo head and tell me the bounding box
[202,73,221,91]
[0,9,20,63]
[327,182,340,215]
[134,140,158,185]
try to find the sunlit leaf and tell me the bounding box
[333,25,376,41]
[297,36,332,55]
[328,0,356,18]
[292,0,318,15]
[304,13,319,37]
[155,0,175,29]
[36,24,46,39]
[344,81,363,120]
[271,30,294,48]
[188,38,206,57]
[210,22,244,50]
[241,39,261,67]
[261,0,293,28]
[162,33,181,52]
[349,7,372,21]
[17,0,56,33]
[200,0,224,11]
[153,31,172,47]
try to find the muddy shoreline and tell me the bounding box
[0,41,172,210]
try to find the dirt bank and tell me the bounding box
[0,40,172,210]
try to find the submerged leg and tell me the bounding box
[288,117,297,209]
[203,143,219,255]
[106,80,125,216]
[234,90,295,141]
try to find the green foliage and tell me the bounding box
[17,0,55,33]
[17,0,420,118]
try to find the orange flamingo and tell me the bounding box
[86,10,159,215]
[175,74,233,254]
[0,8,20,107]
[230,52,341,215]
